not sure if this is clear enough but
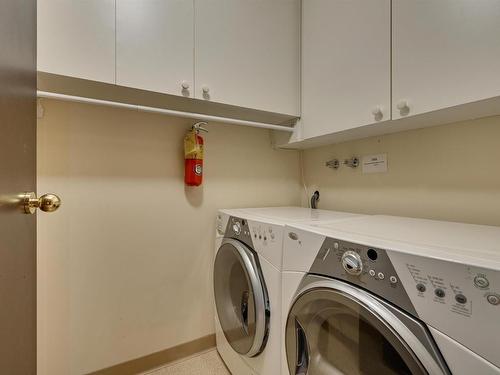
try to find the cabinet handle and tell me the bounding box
[396,100,410,113]
[181,81,190,90]
[371,106,383,118]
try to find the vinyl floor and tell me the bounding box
[142,349,230,375]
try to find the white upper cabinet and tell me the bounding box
[37,0,115,84]
[194,0,300,115]
[301,0,391,139]
[116,0,194,97]
[392,0,500,119]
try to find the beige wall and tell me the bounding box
[301,116,500,226]
[38,99,500,374]
[37,99,301,375]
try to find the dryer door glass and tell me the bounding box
[286,288,427,375]
[214,240,269,357]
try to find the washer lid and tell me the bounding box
[214,239,269,357]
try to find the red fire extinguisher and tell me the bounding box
[184,122,208,186]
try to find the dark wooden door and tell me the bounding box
[0,1,37,373]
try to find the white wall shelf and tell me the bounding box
[37,91,295,133]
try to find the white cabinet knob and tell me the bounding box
[181,81,190,90]
[396,100,409,111]
[202,86,210,94]
[371,106,383,117]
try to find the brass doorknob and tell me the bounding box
[22,192,61,214]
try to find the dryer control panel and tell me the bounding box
[224,216,254,249]
[309,237,417,316]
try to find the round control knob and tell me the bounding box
[232,222,241,235]
[202,86,210,94]
[181,81,190,90]
[341,251,363,276]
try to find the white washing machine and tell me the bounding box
[213,207,363,375]
[282,215,500,375]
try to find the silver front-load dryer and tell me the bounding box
[286,275,450,375]
[284,235,452,375]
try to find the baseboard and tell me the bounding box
[86,334,216,375]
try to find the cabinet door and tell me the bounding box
[116,0,194,97]
[37,0,115,83]
[392,0,500,119]
[301,0,391,139]
[194,0,300,115]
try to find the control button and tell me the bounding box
[455,294,467,304]
[377,272,385,280]
[486,294,500,306]
[333,242,339,250]
[270,233,275,240]
[263,236,267,241]
[416,283,426,293]
[367,249,378,261]
[259,235,262,240]
[435,288,445,298]
[389,276,398,284]
[369,269,376,277]
[474,275,490,289]
[254,233,257,239]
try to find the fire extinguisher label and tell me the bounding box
[194,164,202,176]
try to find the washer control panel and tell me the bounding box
[309,237,417,315]
[223,215,284,269]
[224,216,254,249]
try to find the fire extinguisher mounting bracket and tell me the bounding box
[192,121,208,134]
